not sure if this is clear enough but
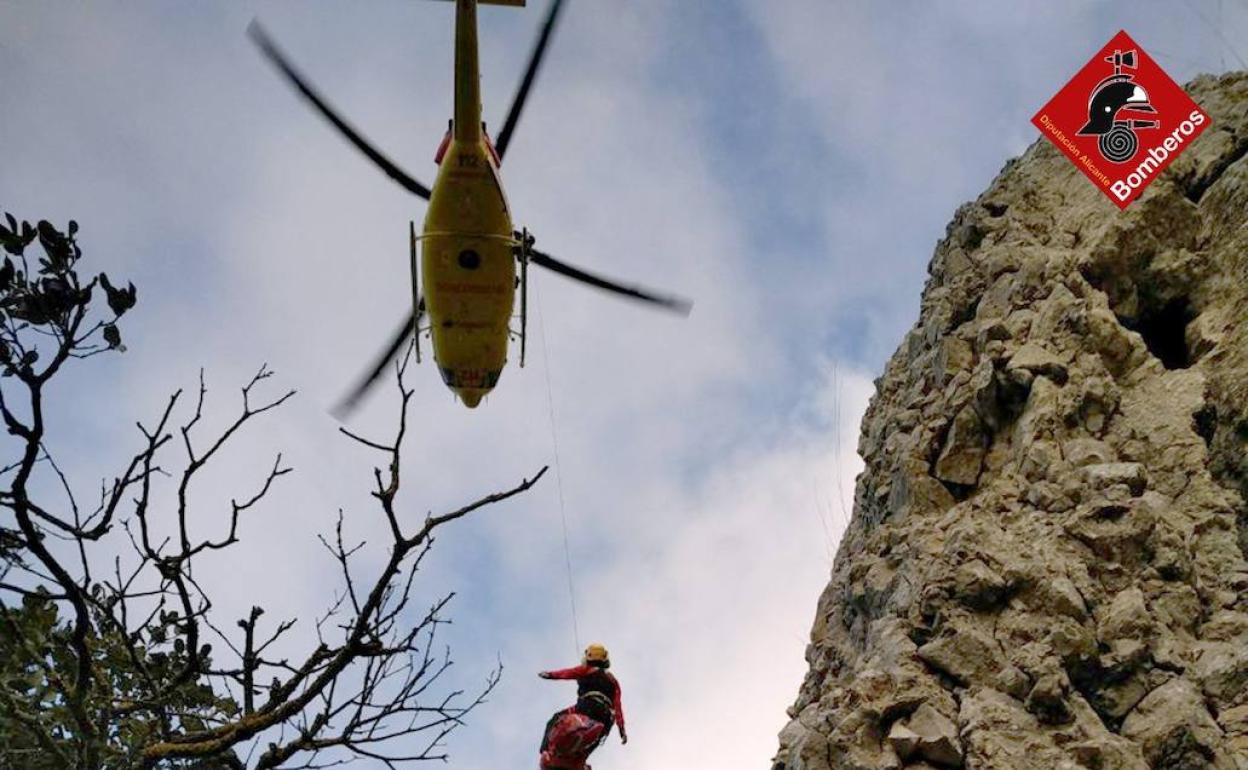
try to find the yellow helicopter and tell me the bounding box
[249,0,692,411]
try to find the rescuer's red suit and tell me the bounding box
[538,663,626,770]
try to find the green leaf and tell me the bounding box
[99,273,136,317]
[102,323,122,351]
[36,221,71,273]
[0,230,24,257]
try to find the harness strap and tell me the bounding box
[581,692,611,709]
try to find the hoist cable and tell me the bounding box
[533,285,581,655]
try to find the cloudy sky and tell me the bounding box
[2,1,1245,768]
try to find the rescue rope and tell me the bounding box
[534,285,582,654]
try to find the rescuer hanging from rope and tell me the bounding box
[538,643,627,770]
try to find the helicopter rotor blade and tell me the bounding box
[528,248,693,316]
[493,0,568,160]
[333,298,427,417]
[247,20,433,200]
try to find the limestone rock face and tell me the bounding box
[774,73,1248,770]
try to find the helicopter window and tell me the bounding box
[458,249,481,270]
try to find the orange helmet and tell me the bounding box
[583,643,609,666]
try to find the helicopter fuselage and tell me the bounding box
[421,0,518,408]
[249,0,689,413]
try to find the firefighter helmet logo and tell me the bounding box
[1032,31,1211,210]
[1076,49,1159,163]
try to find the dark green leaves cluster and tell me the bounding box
[1,592,240,769]
[2,216,88,326]
[0,213,137,372]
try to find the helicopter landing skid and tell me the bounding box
[409,221,422,364]
[512,227,534,368]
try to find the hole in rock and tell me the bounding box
[1127,296,1195,370]
[1193,404,1217,446]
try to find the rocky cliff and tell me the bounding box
[774,72,1248,770]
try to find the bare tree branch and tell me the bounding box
[2,217,539,769]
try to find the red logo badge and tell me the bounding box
[1032,30,1211,209]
